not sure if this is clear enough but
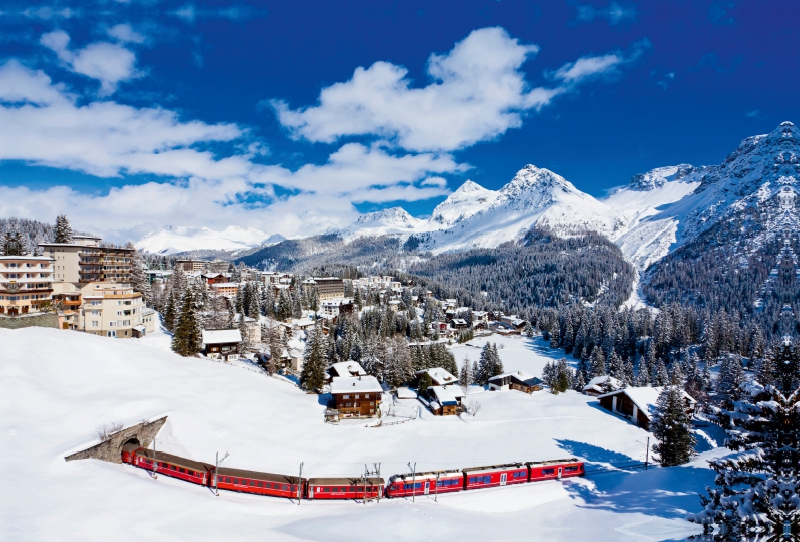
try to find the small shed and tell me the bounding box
[488,371,544,393]
[202,329,242,361]
[596,386,696,430]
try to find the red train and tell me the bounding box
[121,443,583,501]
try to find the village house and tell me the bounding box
[78,282,145,338]
[582,375,623,396]
[53,291,81,329]
[320,299,353,319]
[488,371,544,394]
[201,273,228,286]
[202,329,242,361]
[596,386,696,430]
[500,315,529,331]
[234,314,261,344]
[414,367,458,387]
[301,277,345,301]
[329,375,383,418]
[207,260,230,274]
[327,361,367,382]
[428,385,464,415]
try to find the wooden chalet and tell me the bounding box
[428,385,464,415]
[413,367,458,388]
[596,386,696,430]
[202,329,241,361]
[582,375,623,396]
[326,361,367,383]
[329,376,383,418]
[488,371,544,394]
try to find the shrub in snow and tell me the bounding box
[689,341,800,538]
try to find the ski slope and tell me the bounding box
[1,328,718,541]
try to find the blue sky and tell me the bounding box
[0,0,796,242]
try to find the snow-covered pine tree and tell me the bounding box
[131,250,151,306]
[652,358,669,386]
[689,340,800,538]
[171,286,203,357]
[300,323,327,391]
[650,385,696,467]
[608,349,625,381]
[248,287,261,322]
[669,361,685,386]
[573,370,586,392]
[491,343,503,377]
[162,291,176,332]
[717,354,746,408]
[238,312,249,353]
[590,346,606,377]
[476,343,493,385]
[53,215,73,244]
[267,324,282,374]
[459,357,473,389]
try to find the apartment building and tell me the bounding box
[176,259,206,272]
[80,282,145,338]
[40,235,134,284]
[301,277,344,301]
[0,255,54,315]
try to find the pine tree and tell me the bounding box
[163,292,176,332]
[418,371,432,394]
[248,289,261,323]
[53,215,73,244]
[573,370,586,392]
[652,358,669,386]
[650,386,696,467]
[131,250,151,306]
[491,343,503,377]
[459,357,473,390]
[717,354,746,407]
[689,341,800,537]
[476,343,493,385]
[238,313,249,353]
[171,286,203,357]
[590,346,606,377]
[608,350,624,381]
[300,323,327,391]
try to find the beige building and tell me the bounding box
[0,255,55,316]
[79,282,145,338]
[301,277,344,301]
[176,259,206,272]
[40,235,134,284]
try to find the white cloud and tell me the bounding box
[551,39,651,84]
[0,60,454,241]
[575,2,637,24]
[40,30,139,95]
[273,27,560,153]
[107,24,146,44]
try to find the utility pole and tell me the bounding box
[435,472,440,503]
[152,438,158,479]
[645,436,650,470]
[297,462,304,505]
[362,463,381,505]
[214,451,230,496]
[408,462,416,503]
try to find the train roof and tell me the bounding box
[462,463,526,474]
[307,477,385,486]
[216,467,300,484]
[388,470,462,482]
[136,448,213,472]
[526,458,581,467]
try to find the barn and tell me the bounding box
[488,371,544,393]
[596,386,696,430]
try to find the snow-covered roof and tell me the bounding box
[489,370,541,386]
[415,367,457,386]
[395,387,417,399]
[329,376,382,394]
[211,282,239,288]
[429,385,463,405]
[597,386,696,420]
[202,329,241,345]
[583,376,622,393]
[451,318,467,325]
[329,361,366,378]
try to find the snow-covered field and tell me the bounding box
[2,328,721,541]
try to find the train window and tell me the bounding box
[542,468,555,475]
[565,466,579,473]
[484,476,491,483]
[283,485,289,491]
[324,487,331,492]
[233,478,239,484]
[257,482,263,488]
[179,468,185,473]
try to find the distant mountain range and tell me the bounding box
[137,122,800,274]
[135,225,285,256]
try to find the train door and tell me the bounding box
[557,467,562,480]
[500,474,507,486]
[424,481,430,495]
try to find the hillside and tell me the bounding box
[2,327,714,541]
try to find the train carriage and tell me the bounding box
[307,477,384,500]
[527,458,584,482]
[215,467,302,499]
[462,463,528,490]
[128,447,213,486]
[385,470,464,498]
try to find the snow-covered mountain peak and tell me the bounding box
[626,164,695,191]
[136,225,278,255]
[354,207,423,226]
[431,179,497,226]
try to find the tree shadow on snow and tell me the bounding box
[317,392,332,407]
[523,337,579,367]
[556,439,636,465]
